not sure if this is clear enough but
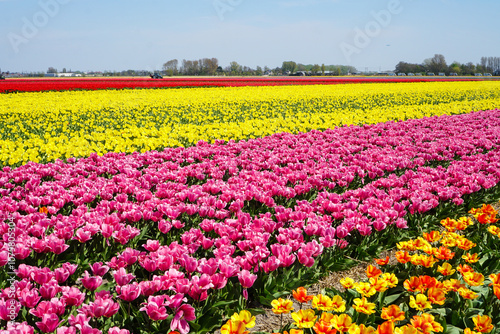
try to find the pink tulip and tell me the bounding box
[35,313,61,333]
[80,271,103,291]
[143,239,160,252]
[19,288,42,308]
[0,298,21,321]
[61,286,85,307]
[39,280,60,299]
[108,327,130,334]
[57,326,77,334]
[112,268,135,286]
[139,300,169,321]
[117,282,141,302]
[0,250,9,267]
[139,256,158,272]
[89,262,110,276]
[170,303,196,334]
[31,267,54,285]
[54,267,71,284]
[139,280,162,297]
[6,321,35,334]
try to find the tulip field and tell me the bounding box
[1,78,500,334]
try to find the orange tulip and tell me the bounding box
[313,320,337,334]
[330,295,346,313]
[395,251,412,264]
[489,273,500,286]
[403,277,421,293]
[457,264,474,274]
[456,238,476,251]
[493,285,500,300]
[432,246,455,260]
[462,253,480,263]
[376,321,394,334]
[312,294,334,311]
[422,230,441,243]
[293,287,314,304]
[271,298,294,314]
[381,305,405,323]
[394,325,418,334]
[340,277,355,289]
[366,265,382,278]
[410,315,434,334]
[369,276,389,293]
[355,282,377,298]
[409,294,432,311]
[426,287,446,305]
[437,262,456,276]
[442,278,465,292]
[472,315,494,333]
[418,275,438,291]
[352,297,376,315]
[458,287,479,300]
[330,314,354,333]
[221,320,250,334]
[352,324,376,334]
[421,314,443,333]
[381,273,399,288]
[463,272,485,286]
[375,256,390,266]
[487,225,500,236]
[291,309,317,329]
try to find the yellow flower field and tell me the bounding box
[2,81,500,166]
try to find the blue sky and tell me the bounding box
[1,0,499,73]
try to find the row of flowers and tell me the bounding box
[223,204,500,334]
[2,81,500,166]
[0,77,487,94]
[1,110,500,332]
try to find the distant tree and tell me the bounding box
[311,64,321,75]
[255,66,263,76]
[163,59,179,76]
[429,54,447,74]
[281,61,297,74]
[296,63,306,72]
[321,63,325,76]
[201,58,219,76]
[448,61,462,75]
[47,67,57,73]
[461,62,476,75]
[216,66,224,75]
[229,61,241,75]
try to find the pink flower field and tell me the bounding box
[1,109,500,333]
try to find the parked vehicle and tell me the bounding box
[475,73,483,76]
[427,72,435,76]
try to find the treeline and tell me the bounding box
[281,61,357,76]
[395,54,500,75]
[160,58,358,76]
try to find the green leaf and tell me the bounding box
[212,300,238,308]
[383,293,403,305]
[443,324,461,334]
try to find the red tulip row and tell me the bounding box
[1,110,500,333]
[0,77,490,93]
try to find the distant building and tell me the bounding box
[45,72,82,77]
